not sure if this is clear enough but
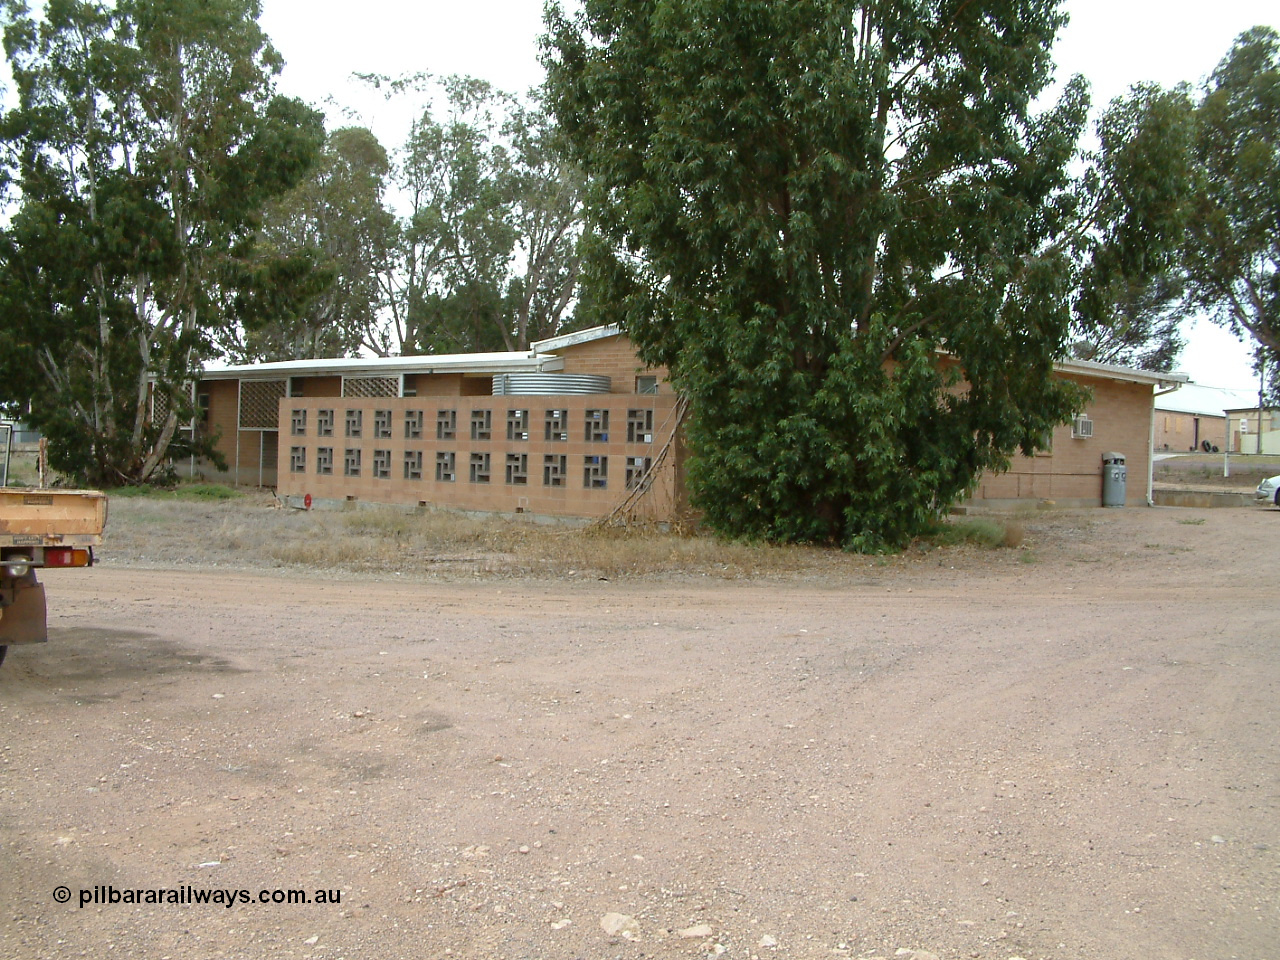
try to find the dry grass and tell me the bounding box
[93,487,1081,583]
[928,516,1025,550]
[101,494,877,581]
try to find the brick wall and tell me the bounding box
[197,336,1159,510]
[276,394,683,522]
[973,376,1153,506]
[196,380,258,484]
[1154,411,1228,453]
[550,335,671,394]
[290,375,343,398]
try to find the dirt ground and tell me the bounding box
[1,503,1278,960]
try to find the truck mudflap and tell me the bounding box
[0,574,47,646]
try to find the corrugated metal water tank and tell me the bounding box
[492,373,611,395]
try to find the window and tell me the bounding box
[198,393,211,424]
[290,409,307,436]
[584,455,608,489]
[374,409,392,439]
[317,409,334,437]
[290,446,307,474]
[344,448,361,476]
[625,456,651,490]
[345,409,362,438]
[636,375,659,395]
[316,447,333,475]
[436,451,456,482]
[585,409,609,442]
[544,409,567,442]
[470,409,492,441]
[469,452,491,483]
[437,409,456,440]
[505,453,529,485]
[405,410,424,440]
[543,454,567,487]
[404,450,423,480]
[373,449,391,479]
[506,409,529,441]
[627,409,654,443]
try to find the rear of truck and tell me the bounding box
[0,488,107,666]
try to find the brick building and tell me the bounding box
[1225,405,1280,454]
[185,325,1184,517]
[1153,383,1255,453]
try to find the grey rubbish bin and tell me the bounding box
[1102,452,1126,507]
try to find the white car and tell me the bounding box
[1256,475,1280,504]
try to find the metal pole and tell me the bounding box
[1258,353,1267,457]
[0,421,11,487]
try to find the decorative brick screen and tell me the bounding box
[239,380,287,429]
[342,376,398,398]
[151,389,171,426]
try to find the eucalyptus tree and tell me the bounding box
[0,0,322,484]
[371,76,520,356]
[546,0,1192,549]
[504,100,586,350]
[1070,83,1196,371]
[223,125,395,363]
[1184,27,1280,371]
[361,75,586,355]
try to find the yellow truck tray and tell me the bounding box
[0,488,107,546]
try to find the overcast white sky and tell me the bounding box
[254,2,1278,389]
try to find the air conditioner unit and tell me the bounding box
[1071,416,1094,439]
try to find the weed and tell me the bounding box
[100,494,1074,579]
[1176,517,1206,525]
[107,482,241,501]
[930,518,1010,549]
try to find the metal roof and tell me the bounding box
[199,351,564,380]
[1052,358,1188,388]
[531,323,623,354]
[1156,383,1257,416]
[196,324,1188,392]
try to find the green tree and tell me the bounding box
[1184,27,1280,369]
[363,75,586,355]
[0,0,322,484]
[1071,84,1196,371]
[220,125,395,362]
[369,75,520,355]
[505,99,587,349]
[546,0,1191,549]
[1070,270,1188,371]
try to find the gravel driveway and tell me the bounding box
[2,505,1277,959]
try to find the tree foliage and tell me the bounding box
[545,0,1189,549]
[0,0,322,484]
[363,76,586,355]
[1184,26,1280,369]
[1070,84,1195,371]
[221,125,395,363]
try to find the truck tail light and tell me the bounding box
[43,548,93,568]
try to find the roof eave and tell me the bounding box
[197,353,563,380]
[1053,358,1189,389]
[531,323,622,355]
